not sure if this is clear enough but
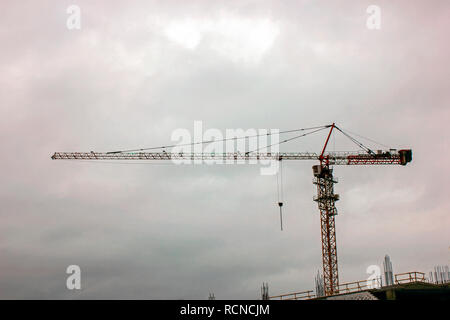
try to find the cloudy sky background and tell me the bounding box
[0,0,449,299]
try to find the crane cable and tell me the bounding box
[334,126,375,155]
[338,127,391,149]
[248,126,330,154]
[276,159,284,231]
[106,125,331,154]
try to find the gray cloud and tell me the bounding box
[0,0,449,299]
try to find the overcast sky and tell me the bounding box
[0,0,449,299]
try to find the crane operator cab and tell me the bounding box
[399,149,412,166]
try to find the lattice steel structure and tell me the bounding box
[51,150,408,165]
[313,165,339,295]
[51,123,412,297]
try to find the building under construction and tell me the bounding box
[267,258,450,301]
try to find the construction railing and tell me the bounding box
[269,290,316,300]
[337,277,382,294]
[270,271,432,300]
[269,277,383,300]
[394,271,426,284]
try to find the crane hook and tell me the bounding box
[278,202,283,231]
[276,160,284,231]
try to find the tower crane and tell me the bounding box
[51,123,412,296]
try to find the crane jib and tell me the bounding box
[51,149,412,166]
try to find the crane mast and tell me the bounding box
[313,165,339,295]
[314,123,339,295]
[51,124,412,297]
